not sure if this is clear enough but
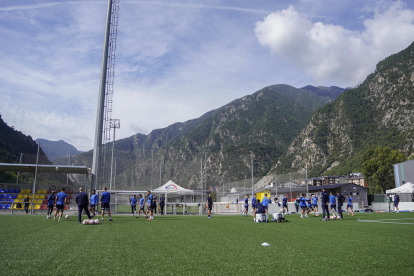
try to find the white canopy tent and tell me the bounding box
[386,182,414,194]
[152,180,194,195]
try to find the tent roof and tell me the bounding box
[386,182,414,193]
[152,180,194,194]
[0,163,89,175]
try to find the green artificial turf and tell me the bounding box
[1,212,414,275]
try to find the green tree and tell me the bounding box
[360,147,407,193]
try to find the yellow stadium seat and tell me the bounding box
[36,189,42,194]
[20,189,25,193]
[17,194,22,199]
[26,189,31,193]
[35,195,39,199]
[42,190,47,194]
[29,195,33,199]
[35,205,41,210]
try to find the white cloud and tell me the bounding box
[255,1,414,86]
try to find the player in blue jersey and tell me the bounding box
[312,194,319,216]
[251,194,256,216]
[329,192,337,218]
[299,194,308,218]
[130,195,138,217]
[346,194,354,216]
[282,195,289,214]
[54,188,67,221]
[307,195,313,215]
[262,194,269,214]
[89,190,98,217]
[137,194,147,218]
[101,187,113,221]
[147,190,154,221]
[46,191,55,219]
[243,195,249,217]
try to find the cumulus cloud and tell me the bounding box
[255,1,414,86]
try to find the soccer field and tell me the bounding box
[1,212,414,275]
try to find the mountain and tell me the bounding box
[70,84,344,190]
[0,115,51,182]
[35,139,82,161]
[279,41,414,176]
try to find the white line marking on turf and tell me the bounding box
[358,218,414,225]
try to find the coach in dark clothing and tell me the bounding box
[321,188,330,221]
[159,194,165,215]
[336,192,346,220]
[76,187,92,223]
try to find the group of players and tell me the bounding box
[45,187,166,223]
[241,189,355,221]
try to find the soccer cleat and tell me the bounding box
[109,218,113,221]
[320,218,326,221]
[101,218,104,221]
[131,214,134,217]
[136,216,139,218]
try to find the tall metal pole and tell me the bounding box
[66,155,70,186]
[91,0,113,192]
[201,160,203,204]
[159,158,163,187]
[31,143,40,215]
[204,152,207,201]
[306,165,308,195]
[151,149,154,190]
[251,153,254,197]
[114,157,117,190]
[16,153,22,184]
[109,125,116,190]
[289,172,292,200]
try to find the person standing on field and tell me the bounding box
[384,194,392,213]
[46,191,55,219]
[23,195,30,215]
[89,190,98,217]
[147,190,154,221]
[101,187,113,221]
[336,191,345,220]
[130,195,138,217]
[320,188,330,221]
[54,188,67,221]
[159,194,165,215]
[207,193,213,218]
[394,193,400,213]
[76,187,91,224]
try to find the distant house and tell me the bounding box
[309,177,324,186]
[323,176,339,185]
[347,174,366,188]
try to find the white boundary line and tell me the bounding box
[358,218,414,225]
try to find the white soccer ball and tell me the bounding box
[94,219,99,224]
[88,219,95,225]
[65,215,70,219]
[331,216,335,220]
[83,219,88,225]
[337,215,341,219]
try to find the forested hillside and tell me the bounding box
[280,41,414,176]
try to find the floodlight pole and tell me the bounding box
[16,153,22,185]
[109,119,120,191]
[91,0,113,192]
[114,157,117,190]
[200,160,203,204]
[289,172,292,199]
[31,143,40,215]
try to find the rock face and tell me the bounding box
[280,41,414,176]
[35,139,82,161]
[71,84,344,190]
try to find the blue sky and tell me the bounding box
[1,0,414,151]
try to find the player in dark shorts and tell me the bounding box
[46,191,56,219]
[251,194,257,216]
[101,187,113,221]
[137,194,147,218]
[54,188,67,221]
[243,195,249,216]
[207,193,213,218]
[160,194,165,215]
[89,190,98,217]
